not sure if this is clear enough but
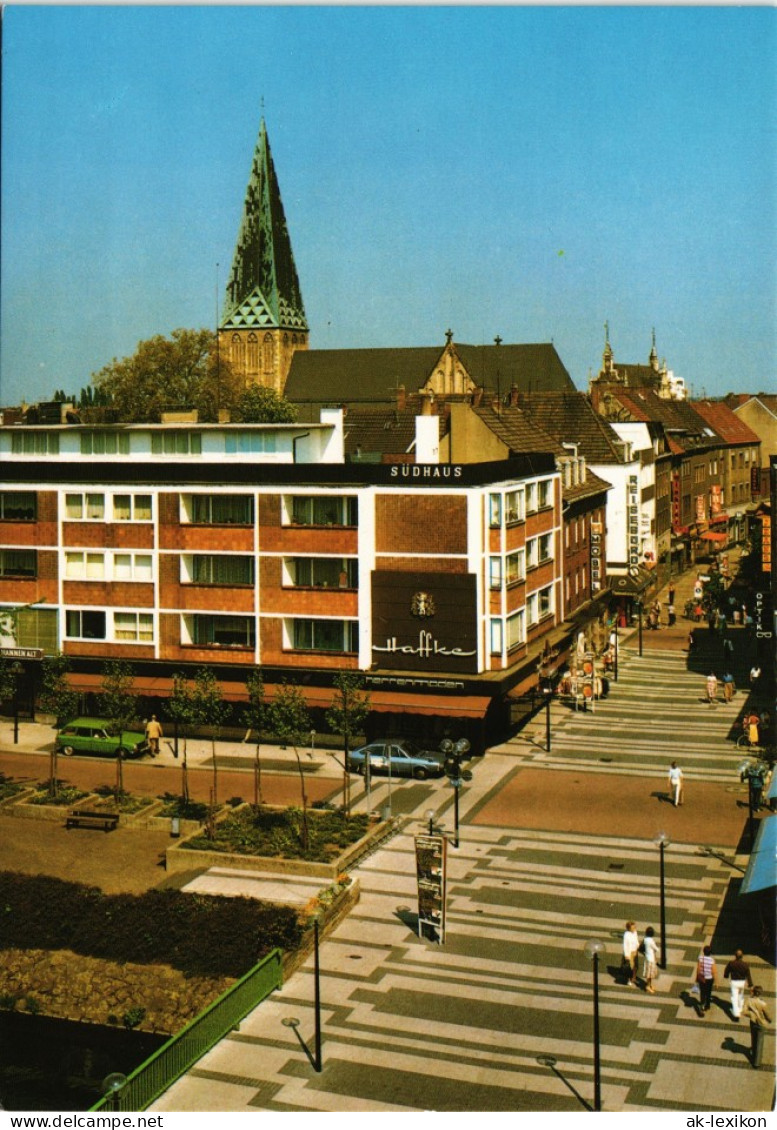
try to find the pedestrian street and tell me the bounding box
[514,644,752,788]
[153,815,774,1114]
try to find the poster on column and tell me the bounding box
[415,833,447,943]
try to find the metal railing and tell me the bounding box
[91,948,283,1112]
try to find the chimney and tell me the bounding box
[472,386,484,407]
[508,384,519,408]
[421,393,433,416]
[395,384,406,410]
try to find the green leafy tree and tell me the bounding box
[91,328,242,423]
[243,670,266,807]
[166,673,197,802]
[326,672,371,815]
[190,667,231,824]
[0,658,16,711]
[99,660,138,796]
[232,384,298,424]
[266,682,312,850]
[39,654,80,799]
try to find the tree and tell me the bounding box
[190,667,231,825]
[38,654,80,800]
[99,660,138,797]
[326,672,371,815]
[243,670,266,807]
[266,682,312,850]
[91,328,242,423]
[166,673,196,802]
[39,654,79,728]
[232,384,298,424]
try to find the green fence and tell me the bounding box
[90,947,283,1112]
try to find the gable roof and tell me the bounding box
[284,341,575,407]
[598,387,718,452]
[511,390,629,464]
[692,400,761,445]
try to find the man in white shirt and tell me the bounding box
[668,761,684,806]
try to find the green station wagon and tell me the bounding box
[55,717,150,759]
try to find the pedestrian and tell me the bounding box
[642,926,658,994]
[722,636,734,662]
[695,945,717,1015]
[667,602,676,627]
[722,672,735,702]
[749,664,762,691]
[723,949,753,1020]
[668,761,684,806]
[622,920,640,987]
[741,987,772,1068]
[145,714,163,757]
[688,629,695,653]
[746,711,760,748]
[706,672,718,704]
[668,583,676,606]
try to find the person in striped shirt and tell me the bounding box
[696,945,717,1014]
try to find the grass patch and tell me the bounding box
[181,805,370,862]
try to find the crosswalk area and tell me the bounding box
[520,646,752,784]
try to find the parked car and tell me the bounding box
[347,740,447,780]
[55,718,150,759]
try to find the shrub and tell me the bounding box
[181,806,369,862]
[0,872,302,979]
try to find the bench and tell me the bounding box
[65,809,120,832]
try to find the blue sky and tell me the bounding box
[1,4,775,405]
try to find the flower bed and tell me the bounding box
[167,805,388,881]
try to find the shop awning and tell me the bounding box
[739,815,777,895]
[709,512,728,524]
[65,672,490,717]
[610,566,654,596]
[367,691,491,719]
[699,530,727,543]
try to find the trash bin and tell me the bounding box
[170,815,180,838]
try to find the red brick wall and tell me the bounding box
[376,495,467,554]
[373,556,467,573]
[62,581,155,608]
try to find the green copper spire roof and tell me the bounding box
[222,119,308,333]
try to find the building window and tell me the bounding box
[527,593,538,625]
[11,432,60,455]
[526,538,538,570]
[538,479,552,509]
[290,619,358,653]
[288,496,357,526]
[506,610,525,651]
[0,549,36,578]
[65,493,105,520]
[490,618,503,655]
[286,557,357,588]
[489,557,502,590]
[505,489,524,524]
[183,494,254,525]
[187,614,256,648]
[505,549,525,586]
[538,585,553,619]
[151,432,202,456]
[113,494,152,521]
[489,494,502,528]
[113,553,153,581]
[65,610,106,639]
[0,492,36,521]
[526,483,537,513]
[539,533,553,563]
[183,555,255,586]
[224,432,277,455]
[114,612,154,642]
[80,432,130,456]
[65,552,105,580]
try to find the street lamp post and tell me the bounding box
[738,761,765,848]
[544,685,552,752]
[102,1073,127,1112]
[583,939,606,1112]
[612,627,618,682]
[653,832,670,969]
[637,601,643,657]
[313,915,322,1072]
[10,661,24,744]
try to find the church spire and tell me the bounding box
[219,119,308,393]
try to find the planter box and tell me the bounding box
[165,818,393,881]
[9,793,98,821]
[282,878,361,980]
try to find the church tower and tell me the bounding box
[219,119,308,394]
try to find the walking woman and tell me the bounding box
[642,926,659,994]
[696,945,717,1015]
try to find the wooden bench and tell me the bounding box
[65,809,120,832]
